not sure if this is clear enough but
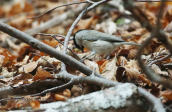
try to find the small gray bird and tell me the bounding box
[73,30,140,61]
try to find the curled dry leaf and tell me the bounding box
[63,89,71,98]
[127,49,138,59]
[30,101,40,109]
[151,64,168,76]
[125,67,140,79]
[101,57,117,81]
[54,94,67,101]
[138,74,152,86]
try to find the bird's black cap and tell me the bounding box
[73,29,85,53]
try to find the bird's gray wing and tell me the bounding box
[83,30,125,42]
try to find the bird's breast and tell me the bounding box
[82,40,119,55]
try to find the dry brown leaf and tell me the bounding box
[0,55,5,67]
[161,90,172,101]
[54,94,67,101]
[71,85,82,97]
[63,89,71,98]
[151,64,168,76]
[121,28,146,38]
[30,101,40,109]
[99,59,108,73]
[9,15,32,31]
[125,67,140,79]
[127,49,138,59]
[125,60,141,71]
[117,56,127,66]
[15,100,30,108]
[138,74,152,86]
[8,1,33,17]
[14,55,29,67]
[18,61,38,73]
[33,67,53,81]
[101,57,117,81]
[168,69,172,78]
[8,3,22,17]
[0,6,5,18]
[1,67,14,78]
[75,17,95,32]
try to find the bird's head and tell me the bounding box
[73,30,85,53]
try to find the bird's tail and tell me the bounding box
[120,42,140,46]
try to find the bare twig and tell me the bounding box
[148,53,171,67]
[34,33,66,38]
[31,79,73,96]
[28,1,89,19]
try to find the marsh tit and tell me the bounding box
[73,30,140,60]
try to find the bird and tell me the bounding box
[73,30,140,61]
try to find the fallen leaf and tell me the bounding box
[18,61,38,73]
[33,67,53,81]
[30,101,40,109]
[151,64,168,76]
[101,57,117,81]
[125,67,140,79]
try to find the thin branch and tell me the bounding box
[34,33,66,38]
[148,53,171,67]
[31,79,73,96]
[28,1,89,19]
